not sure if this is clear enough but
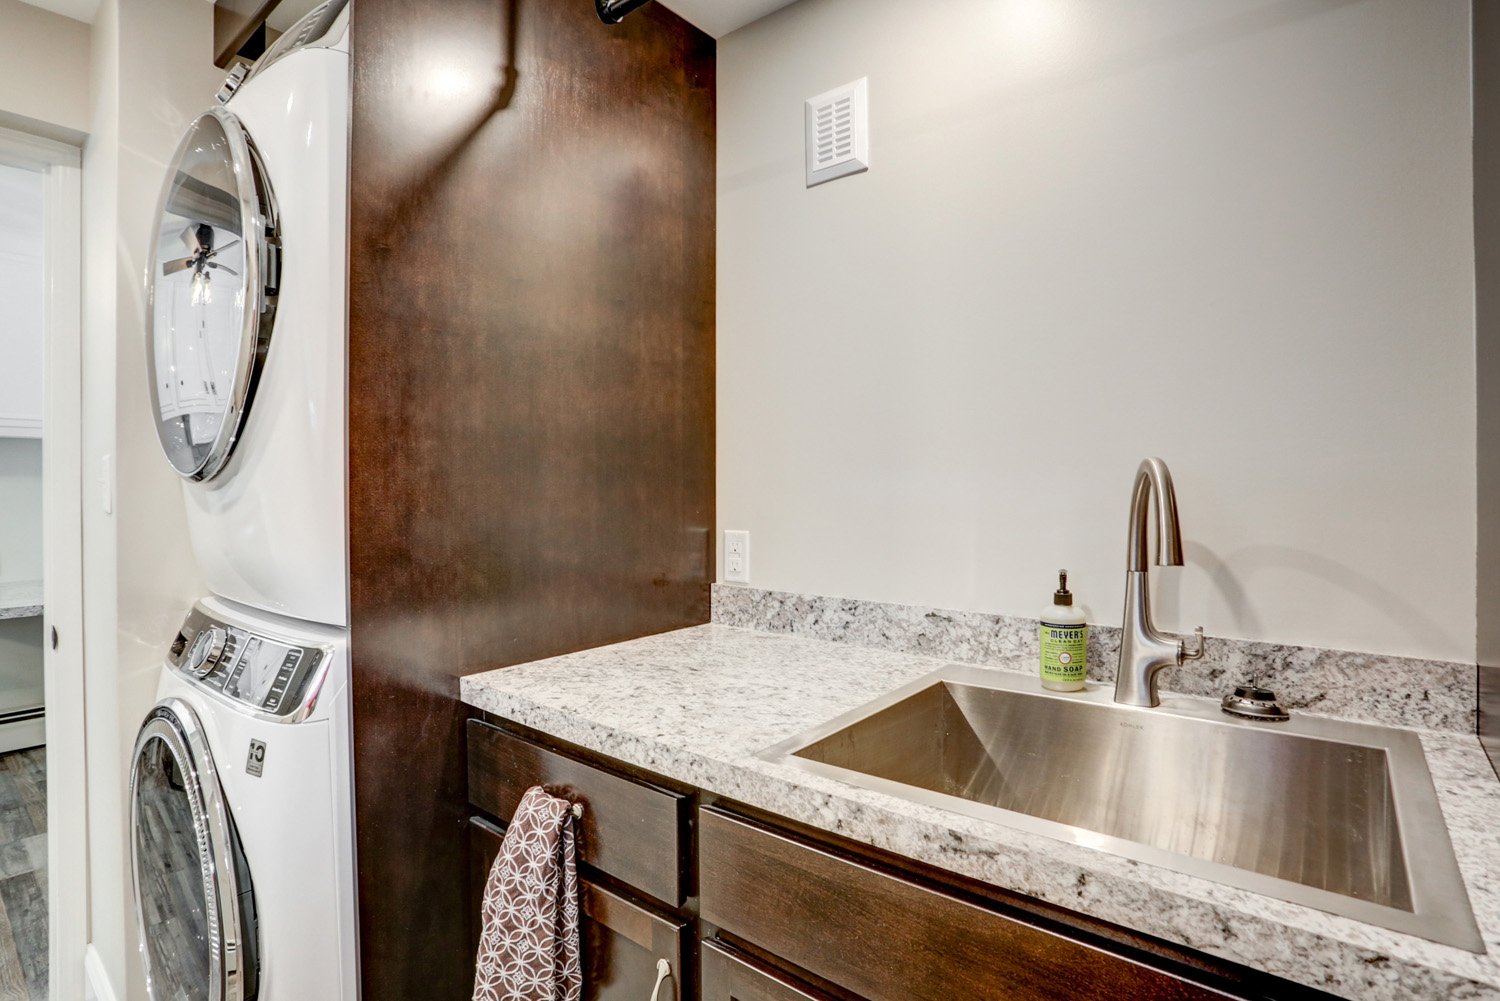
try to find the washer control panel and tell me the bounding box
[169,605,330,720]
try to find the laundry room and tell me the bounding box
[3,1,1500,1000]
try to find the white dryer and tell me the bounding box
[145,0,351,627]
[130,597,358,1001]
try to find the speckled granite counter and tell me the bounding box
[460,625,1500,1000]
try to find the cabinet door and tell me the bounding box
[469,817,687,1001]
[701,942,834,1001]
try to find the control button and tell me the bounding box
[186,626,226,678]
[224,637,258,696]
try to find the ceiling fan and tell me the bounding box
[161,223,240,279]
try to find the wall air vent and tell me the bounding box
[805,78,869,188]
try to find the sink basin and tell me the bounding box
[760,666,1483,952]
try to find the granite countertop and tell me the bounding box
[460,624,1500,1000]
[0,580,42,620]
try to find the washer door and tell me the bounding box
[145,106,280,482]
[131,699,260,1001]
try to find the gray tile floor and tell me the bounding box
[0,748,46,1001]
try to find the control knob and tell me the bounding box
[186,626,226,678]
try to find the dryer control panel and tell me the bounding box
[169,605,332,721]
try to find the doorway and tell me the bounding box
[0,124,84,1001]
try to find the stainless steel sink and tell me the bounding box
[761,666,1483,952]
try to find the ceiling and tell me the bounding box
[15,0,98,24]
[656,0,798,37]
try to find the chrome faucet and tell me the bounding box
[1114,458,1206,707]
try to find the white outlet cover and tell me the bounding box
[805,78,869,187]
[724,530,751,583]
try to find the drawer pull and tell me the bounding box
[648,958,671,1001]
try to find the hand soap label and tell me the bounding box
[1040,622,1088,686]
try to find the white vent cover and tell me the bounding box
[805,78,869,187]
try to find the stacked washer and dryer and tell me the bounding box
[131,3,358,999]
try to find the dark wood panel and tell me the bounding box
[699,808,1235,1001]
[469,818,687,1001]
[701,942,829,1001]
[1477,0,1500,782]
[468,719,688,905]
[348,0,714,996]
[212,0,280,67]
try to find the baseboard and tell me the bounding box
[83,945,119,1001]
[0,716,45,756]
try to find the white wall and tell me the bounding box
[0,435,43,586]
[717,0,1476,663]
[0,162,46,438]
[0,0,90,143]
[81,0,216,993]
[0,439,43,713]
[0,161,44,597]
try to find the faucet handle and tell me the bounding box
[1180,626,1206,663]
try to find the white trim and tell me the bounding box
[4,128,89,1001]
[0,717,46,755]
[83,945,120,1001]
[0,123,80,170]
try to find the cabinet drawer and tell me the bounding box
[699,808,1232,1001]
[469,817,687,1001]
[701,942,832,1001]
[468,719,688,905]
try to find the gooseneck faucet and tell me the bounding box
[1114,458,1206,707]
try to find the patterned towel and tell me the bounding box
[473,787,583,1001]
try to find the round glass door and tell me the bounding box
[131,701,259,1001]
[146,107,279,482]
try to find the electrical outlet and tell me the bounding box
[724,530,750,583]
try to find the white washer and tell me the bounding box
[131,597,358,1001]
[145,0,351,627]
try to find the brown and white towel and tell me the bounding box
[473,787,582,1001]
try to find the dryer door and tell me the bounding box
[131,699,260,1001]
[146,106,280,482]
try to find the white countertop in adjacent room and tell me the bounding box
[461,624,1500,1001]
[0,581,42,620]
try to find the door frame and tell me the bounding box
[0,122,86,1001]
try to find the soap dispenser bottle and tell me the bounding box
[1040,570,1088,692]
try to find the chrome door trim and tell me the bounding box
[145,105,281,483]
[131,698,253,1001]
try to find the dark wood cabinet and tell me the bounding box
[700,943,830,1001]
[468,719,690,907]
[699,808,1233,1001]
[467,721,1334,1001]
[469,817,687,1001]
